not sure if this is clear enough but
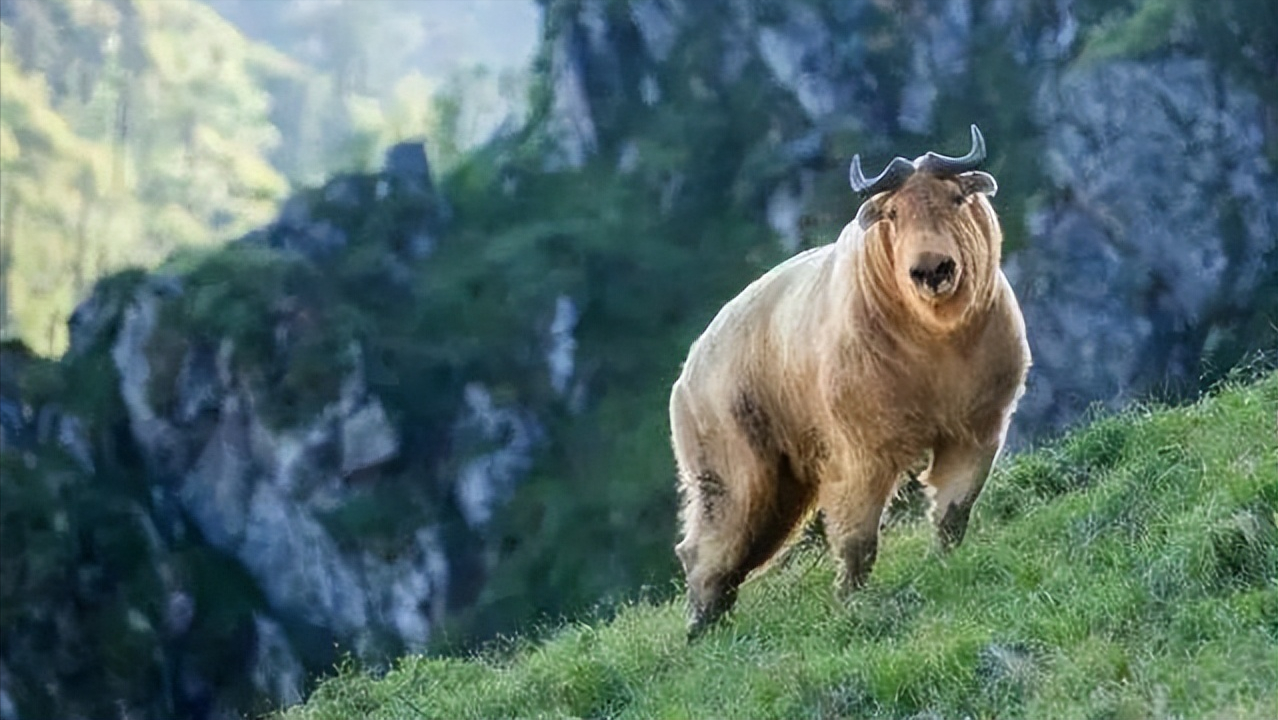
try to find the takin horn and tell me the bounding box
[849,154,916,197]
[915,124,986,176]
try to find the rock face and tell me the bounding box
[0,142,567,718]
[93,144,529,663]
[534,0,1277,442]
[1010,58,1278,436]
[453,383,541,528]
[119,319,429,654]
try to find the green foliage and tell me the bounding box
[0,42,117,353]
[318,481,440,558]
[1078,0,1185,62]
[0,332,282,719]
[0,447,284,718]
[421,8,814,640]
[281,373,1278,720]
[149,243,357,429]
[178,545,269,693]
[0,0,509,355]
[443,384,683,648]
[0,0,289,353]
[0,449,172,719]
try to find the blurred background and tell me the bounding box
[0,0,1273,718]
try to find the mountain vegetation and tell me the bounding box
[0,0,523,355]
[0,0,287,353]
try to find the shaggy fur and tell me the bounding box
[670,170,1031,637]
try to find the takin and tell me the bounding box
[670,125,1031,637]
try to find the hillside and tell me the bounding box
[281,371,1278,719]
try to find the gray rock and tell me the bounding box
[405,232,436,261]
[112,290,187,477]
[56,414,92,473]
[263,193,352,260]
[180,396,255,549]
[767,172,813,254]
[240,479,369,635]
[659,172,684,216]
[323,176,364,209]
[175,341,223,425]
[166,591,195,637]
[1011,58,1278,438]
[340,400,399,478]
[640,73,661,106]
[97,279,450,674]
[0,397,23,454]
[298,220,347,258]
[251,614,304,707]
[899,0,972,133]
[359,527,449,651]
[630,0,678,62]
[383,142,434,193]
[276,194,311,230]
[66,279,128,358]
[754,3,835,120]
[542,21,598,169]
[0,663,14,720]
[454,383,541,528]
[33,406,58,448]
[547,295,579,396]
[617,139,641,174]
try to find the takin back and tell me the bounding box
[670,125,1031,637]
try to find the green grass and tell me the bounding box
[277,373,1278,720]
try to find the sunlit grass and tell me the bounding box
[278,372,1277,720]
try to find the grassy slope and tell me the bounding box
[280,373,1277,720]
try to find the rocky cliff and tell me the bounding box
[1,143,558,719]
[533,0,1278,440]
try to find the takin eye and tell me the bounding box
[951,193,965,206]
[887,208,898,221]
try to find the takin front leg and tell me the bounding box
[818,459,900,599]
[675,455,814,640]
[920,437,1002,551]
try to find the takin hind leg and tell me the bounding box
[920,437,1001,551]
[676,455,813,640]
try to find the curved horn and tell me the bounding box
[915,124,986,176]
[849,155,916,196]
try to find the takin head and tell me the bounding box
[849,125,1002,329]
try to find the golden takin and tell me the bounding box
[670,125,1031,637]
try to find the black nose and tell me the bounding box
[909,252,957,292]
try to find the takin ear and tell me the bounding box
[957,171,998,198]
[856,197,884,231]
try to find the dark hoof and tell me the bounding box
[834,570,870,602]
[686,610,720,642]
[936,501,974,551]
[685,588,735,641]
[834,534,878,600]
[686,618,710,643]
